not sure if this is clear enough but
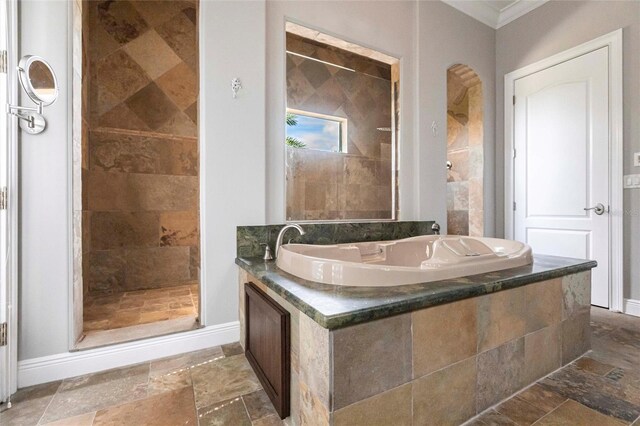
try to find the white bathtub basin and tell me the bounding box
[276,235,533,286]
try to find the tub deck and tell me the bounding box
[236,254,596,330]
[237,254,597,425]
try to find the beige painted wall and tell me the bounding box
[495,1,640,299]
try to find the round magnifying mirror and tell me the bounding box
[18,55,59,106]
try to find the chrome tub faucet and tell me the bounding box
[275,224,306,258]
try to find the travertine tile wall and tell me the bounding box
[239,271,592,425]
[447,67,484,236]
[82,0,199,295]
[286,34,394,221]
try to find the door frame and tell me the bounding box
[1,0,20,402]
[504,29,623,312]
[66,0,207,349]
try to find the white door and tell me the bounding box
[0,0,15,403]
[0,0,9,403]
[513,47,610,307]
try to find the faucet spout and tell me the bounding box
[275,224,306,258]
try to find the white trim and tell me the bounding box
[496,0,549,28]
[67,0,208,340]
[66,0,77,350]
[503,29,624,312]
[18,321,239,388]
[0,0,20,402]
[286,108,348,153]
[441,0,549,29]
[197,0,207,326]
[623,299,640,318]
[442,0,498,29]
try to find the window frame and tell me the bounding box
[286,108,348,154]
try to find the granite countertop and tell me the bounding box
[236,255,597,330]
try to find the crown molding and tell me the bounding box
[497,0,549,28]
[441,0,549,29]
[442,0,499,28]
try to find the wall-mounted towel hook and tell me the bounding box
[231,78,242,99]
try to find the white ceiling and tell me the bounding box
[442,0,549,29]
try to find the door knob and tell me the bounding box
[584,203,608,215]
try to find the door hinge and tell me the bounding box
[0,187,7,210]
[513,201,517,211]
[513,95,516,105]
[0,50,7,74]
[0,323,7,346]
[513,148,517,159]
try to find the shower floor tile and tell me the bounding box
[83,284,199,332]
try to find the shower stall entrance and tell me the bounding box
[72,0,200,348]
[446,64,484,236]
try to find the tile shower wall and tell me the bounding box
[82,0,199,294]
[286,34,394,220]
[446,66,483,236]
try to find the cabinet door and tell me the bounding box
[244,282,290,419]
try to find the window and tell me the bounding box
[286,109,347,153]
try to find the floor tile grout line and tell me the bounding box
[188,365,200,425]
[240,394,253,424]
[530,399,570,426]
[34,379,65,425]
[494,393,553,425]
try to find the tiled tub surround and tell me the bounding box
[285,33,395,221]
[81,0,200,296]
[237,255,595,425]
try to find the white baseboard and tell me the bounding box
[623,298,640,317]
[18,321,239,388]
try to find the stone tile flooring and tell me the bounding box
[0,307,637,425]
[83,284,199,331]
[0,342,281,426]
[468,307,640,425]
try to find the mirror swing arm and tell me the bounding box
[6,100,44,132]
[5,55,58,135]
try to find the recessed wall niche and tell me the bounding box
[285,23,400,221]
[72,0,200,345]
